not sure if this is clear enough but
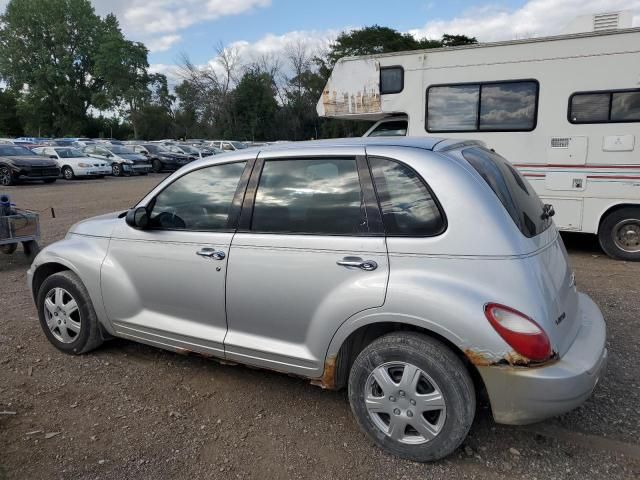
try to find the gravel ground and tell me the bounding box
[0,176,638,480]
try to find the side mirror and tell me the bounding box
[49,155,57,159]
[125,207,149,229]
[106,153,113,158]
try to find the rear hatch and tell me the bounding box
[452,145,581,356]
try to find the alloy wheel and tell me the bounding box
[0,167,12,186]
[43,287,81,344]
[112,164,122,176]
[365,362,447,445]
[613,219,640,253]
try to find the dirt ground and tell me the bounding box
[0,175,638,480]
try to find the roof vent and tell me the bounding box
[593,12,620,31]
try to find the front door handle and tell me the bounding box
[196,248,226,260]
[337,257,378,271]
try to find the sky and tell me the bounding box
[1,0,639,83]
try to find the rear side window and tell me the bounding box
[251,158,367,235]
[461,147,551,237]
[369,157,445,236]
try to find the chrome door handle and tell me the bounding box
[196,248,226,260]
[337,257,378,271]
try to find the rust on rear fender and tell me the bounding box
[310,355,338,390]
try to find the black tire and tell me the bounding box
[22,240,40,259]
[0,166,14,186]
[152,159,163,173]
[112,163,123,177]
[36,271,104,354]
[0,243,18,255]
[348,332,475,462]
[62,166,75,180]
[43,179,56,184]
[598,207,640,261]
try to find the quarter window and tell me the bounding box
[380,67,404,95]
[569,89,640,123]
[369,157,445,236]
[148,162,246,231]
[426,80,538,132]
[251,159,367,235]
[367,120,408,137]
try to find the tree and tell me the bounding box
[232,67,278,141]
[441,34,478,47]
[0,0,157,136]
[0,88,23,136]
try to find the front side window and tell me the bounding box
[149,162,246,231]
[461,147,551,238]
[569,89,640,123]
[369,157,445,236]
[380,67,404,95]
[368,120,408,137]
[251,159,366,235]
[427,80,538,132]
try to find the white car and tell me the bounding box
[32,146,112,180]
[207,140,249,151]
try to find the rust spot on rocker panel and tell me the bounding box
[310,356,337,390]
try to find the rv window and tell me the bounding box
[569,93,610,123]
[368,120,408,137]
[426,80,538,132]
[380,67,404,95]
[427,85,480,131]
[569,89,640,123]
[479,82,538,130]
[611,91,640,122]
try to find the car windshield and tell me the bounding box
[108,146,135,155]
[55,148,85,158]
[142,144,164,154]
[0,145,34,156]
[231,141,248,149]
[179,145,199,154]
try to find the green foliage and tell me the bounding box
[232,67,278,141]
[0,88,23,136]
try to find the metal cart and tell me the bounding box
[0,200,41,258]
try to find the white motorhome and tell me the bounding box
[317,15,640,260]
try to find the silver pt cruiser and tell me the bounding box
[28,138,607,462]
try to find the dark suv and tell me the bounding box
[0,145,60,186]
[132,144,193,173]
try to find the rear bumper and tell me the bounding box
[479,292,607,425]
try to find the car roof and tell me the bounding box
[248,137,477,153]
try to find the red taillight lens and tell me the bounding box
[484,303,552,362]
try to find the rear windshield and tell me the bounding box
[461,146,551,237]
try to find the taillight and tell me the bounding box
[484,303,552,362]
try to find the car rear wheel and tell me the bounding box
[152,159,163,173]
[36,271,104,354]
[0,166,15,186]
[62,166,75,180]
[599,207,640,261]
[112,163,123,177]
[348,332,475,462]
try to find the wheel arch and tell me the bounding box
[596,202,640,234]
[319,319,486,400]
[31,261,73,301]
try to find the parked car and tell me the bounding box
[198,145,224,156]
[208,140,248,151]
[161,143,207,159]
[0,144,60,186]
[32,146,111,180]
[28,138,607,462]
[83,145,151,176]
[131,143,193,173]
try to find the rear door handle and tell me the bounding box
[196,248,226,260]
[337,257,378,271]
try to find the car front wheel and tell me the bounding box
[112,163,123,177]
[0,166,15,186]
[62,166,75,180]
[152,159,163,173]
[348,332,475,462]
[36,271,104,354]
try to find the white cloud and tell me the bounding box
[94,0,271,52]
[409,0,640,42]
[149,63,181,86]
